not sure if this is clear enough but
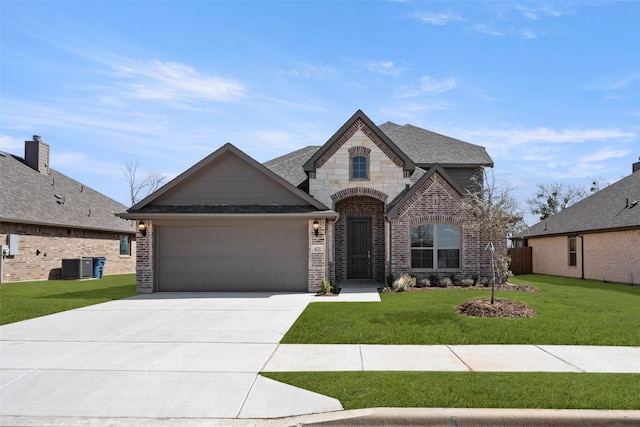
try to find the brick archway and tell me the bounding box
[331,187,388,206]
[334,196,386,283]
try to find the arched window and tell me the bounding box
[410,224,460,269]
[351,155,368,179]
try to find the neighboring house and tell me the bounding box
[0,136,136,282]
[512,159,640,285]
[122,110,495,293]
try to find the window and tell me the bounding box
[568,237,577,267]
[411,224,460,269]
[351,155,368,179]
[119,235,131,256]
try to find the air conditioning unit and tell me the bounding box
[62,258,93,279]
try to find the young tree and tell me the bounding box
[123,161,166,206]
[463,169,523,304]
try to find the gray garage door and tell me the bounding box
[155,219,308,292]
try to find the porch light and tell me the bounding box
[313,219,319,236]
[138,220,147,237]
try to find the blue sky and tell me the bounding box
[1,1,638,224]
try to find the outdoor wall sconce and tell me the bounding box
[138,220,147,237]
[313,219,319,237]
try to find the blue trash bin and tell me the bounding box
[92,257,107,279]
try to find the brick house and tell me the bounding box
[0,136,136,282]
[512,159,640,285]
[123,110,495,293]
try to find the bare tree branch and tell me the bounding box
[123,161,166,206]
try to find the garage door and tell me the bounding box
[154,219,308,292]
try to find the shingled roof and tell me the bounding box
[265,112,493,187]
[0,150,135,233]
[516,170,640,238]
[378,122,494,167]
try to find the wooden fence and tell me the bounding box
[508,247,533,275]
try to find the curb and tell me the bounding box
[290,408,640,427]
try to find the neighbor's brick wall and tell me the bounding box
[390,172,493,280]
[1,222,135,282]
[529,229,640,285]
[334,197,386,283]
[135,222,154,293]
[309,128,409,208]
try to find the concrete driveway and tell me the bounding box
[0,292,342,421]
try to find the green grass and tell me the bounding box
[282,275,640,345]
[0,274,137,325]
[262,372,640,410]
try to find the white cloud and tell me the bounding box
[472,23,504,36]
[469,127,635,146]
[0,134,25,152]
[113,59,246,103]
[519,28,539,39]
[514,4,566,20]
[414,12,464,26]
[573,147,630,164]
[366,60,402,76]
[584,73,640,91]
[287,62,338,79]
[419,75,457,94]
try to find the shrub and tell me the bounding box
[472,273,479,285]
[440,277,452,287]
[319,279,331,295]
[393,274,416,292]
[379,286,392,294]
[427,273,439,285]
[479,277,490,287]
[461,278,474,287]
[418,278,430,288]
[386,272,395,287]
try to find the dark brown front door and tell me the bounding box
[347,218,372,279]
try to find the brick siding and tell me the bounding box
[1,222,135,282]
[389,172,494,281]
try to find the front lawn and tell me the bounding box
[263,372,640,410]
[0,274,137,325]
[281,275,640,345]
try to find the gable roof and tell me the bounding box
[516,171,640,238]
[378,122,494,167]
[264,145,320,188]
[303,110,415,174]
[0,151,134,233]
[124,143,331,217]
[387,165,466,218]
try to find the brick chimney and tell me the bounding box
[25,135,50,175]
[633,157,640,174]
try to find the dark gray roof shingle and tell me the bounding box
[516,171,640,238]
[379,122,494,167]
[264,145,320,187]
[0,151,135,233]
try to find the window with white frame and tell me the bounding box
[119,235,131,256]
[411,224,461,269]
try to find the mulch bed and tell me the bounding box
[456,298,538,318]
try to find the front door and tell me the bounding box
[347,218,372,279]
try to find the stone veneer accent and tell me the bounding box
[310,129,410,208]
[334,197,386,283]
[389,172,493,280]
[1,222,135,282]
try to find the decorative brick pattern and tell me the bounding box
[135,222,153,293]
[1,222,135,282]
[315,119,404,169]
[334,196,386,283]
[331,187,388,204]
[308,218,327,292]
[389,172,494,281]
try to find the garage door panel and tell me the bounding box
[155,220,308,292]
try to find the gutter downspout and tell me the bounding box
[579,235,585,280]
[385,216,392,282]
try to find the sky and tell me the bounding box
[1,1,639,225]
